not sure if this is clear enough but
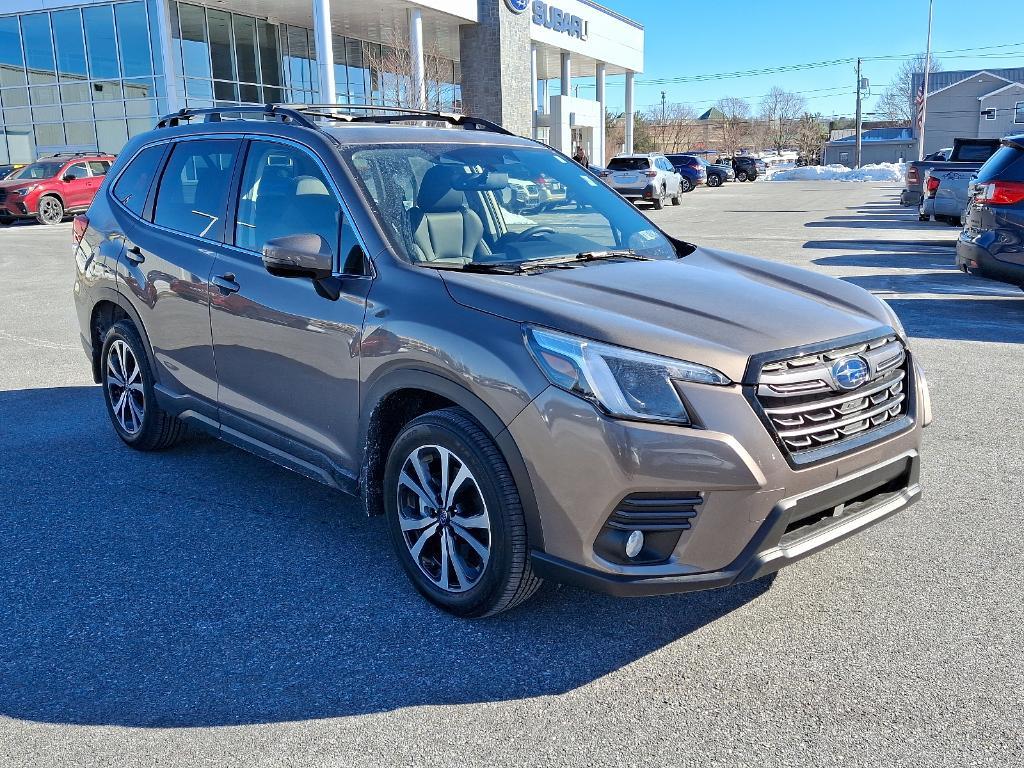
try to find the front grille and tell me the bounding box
[606,493,702,532]
[754,335,910,457]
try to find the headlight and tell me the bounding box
[13,185,36,196]
[525,326,731,426]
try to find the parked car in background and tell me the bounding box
[920,167,976,226]
[704,158,735,187]
[721,156,764,182]
[0,163,25,180]
[0,152,115,226]
[74,104,929,617]
[664,154,708,192]
[957,135,1024,288]
[601,153,684,209]
[902,138,1001,209]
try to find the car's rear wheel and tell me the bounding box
[651,186,665,210]
[0,216,12,226]
[36,195,64,225]
[384,407,541,617]
[707,174,722,188]
[679,178,693,194]
[101,320,186,450]
[737,170,749,182]
[672,183,683,205]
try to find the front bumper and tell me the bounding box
[532,451,920,596]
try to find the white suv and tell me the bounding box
[600,153,684,209]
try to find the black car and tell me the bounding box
[720,156,762,182]
[957,135,1024,289]
[0,164,25,180]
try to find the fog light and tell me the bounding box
[625,530,644,559]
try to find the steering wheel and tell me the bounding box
[515,225,557,240]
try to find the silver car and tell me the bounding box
[600,153,683,210]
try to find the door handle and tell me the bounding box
[212,273,240,293]
[125,245,145,264]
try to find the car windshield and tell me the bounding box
[10,161,64,180]
[342,143,677,267]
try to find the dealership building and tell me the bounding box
[0,0,643,165]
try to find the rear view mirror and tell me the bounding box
[63,173,77,183]
[262,233,333,280]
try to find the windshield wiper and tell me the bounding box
[574,250,652,263]
[428,251,651,275]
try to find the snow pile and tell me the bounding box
[768,162,906,182]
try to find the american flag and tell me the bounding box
[915,82,926,133]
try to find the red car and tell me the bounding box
[0,152,116,226]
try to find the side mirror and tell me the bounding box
[262,233,333,280]
[63,173,77,183]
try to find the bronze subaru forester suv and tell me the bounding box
[73,105,931,616]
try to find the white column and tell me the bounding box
[530,44,538,138]
[408,7,426,109]
[560,51,571,96]
[595,62,606,164]
[153,0,182,113]
[312,0,336,104]
[624,70,635,154]
[540,78,548,115]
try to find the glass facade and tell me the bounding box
[169,3,460,111]
[0,1,461,163]
[0,1,162,163]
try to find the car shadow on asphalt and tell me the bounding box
[0,386,773,728]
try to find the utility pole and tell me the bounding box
[918,0,935,160]
[855,57,863,168]
[661,90,667,152]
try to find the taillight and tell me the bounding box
[688,162,700,169]
[907,167,920,184]
[925,176,941,197]
[599,171,610,178]
[645,170,658,178]
[72,214,88,245]
[977,180,1024,205]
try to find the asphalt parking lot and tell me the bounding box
[1,181,1022,767]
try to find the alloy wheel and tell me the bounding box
[38,197,62,224]
[396,444,491,593]
[106,339,145,435]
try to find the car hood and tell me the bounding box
[439,247,894,384]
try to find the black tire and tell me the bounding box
[736,170,749,182]
[36,195,64,225]
[100,320,186,451]
[918,213,930,222]
[384,407,541,617]
[679,178,693,194]
[0,216,12,227]
[707,174,722,188]
[651,187,665,210]
[671,184,682,205]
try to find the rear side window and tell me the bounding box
[976,145,1024,183]
[154,140,237,240]
[112,145,165,216]
[607,158,650,171]
[954,143,997,163]
[234,140,341,255]
[88,161,111,175]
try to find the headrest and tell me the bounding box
[416,165,468,212]
[295,175,330,197]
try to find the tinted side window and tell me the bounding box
[154,140,237,240]
[954,143,998,163]
[66,162,89,180]
[113,145,165,216]
[235,140,341,256]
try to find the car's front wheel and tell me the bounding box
[737,170,749,182]
[384,407,541,617]
[36,195,64,225]
[101,320,186,450]
[707,174,722,187]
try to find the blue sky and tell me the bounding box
[588,0,1024,118]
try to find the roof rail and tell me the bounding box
[155,103,513,136]
[38,151,106,159]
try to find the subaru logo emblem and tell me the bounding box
[831,356,869,391]
[505,0,530,13]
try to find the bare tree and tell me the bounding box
[363,29,458,111]
[646,102,699,153]
[876,53,942,123]
[793,113,828,163]
[715,97,751,155]
[759,87,806,153]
